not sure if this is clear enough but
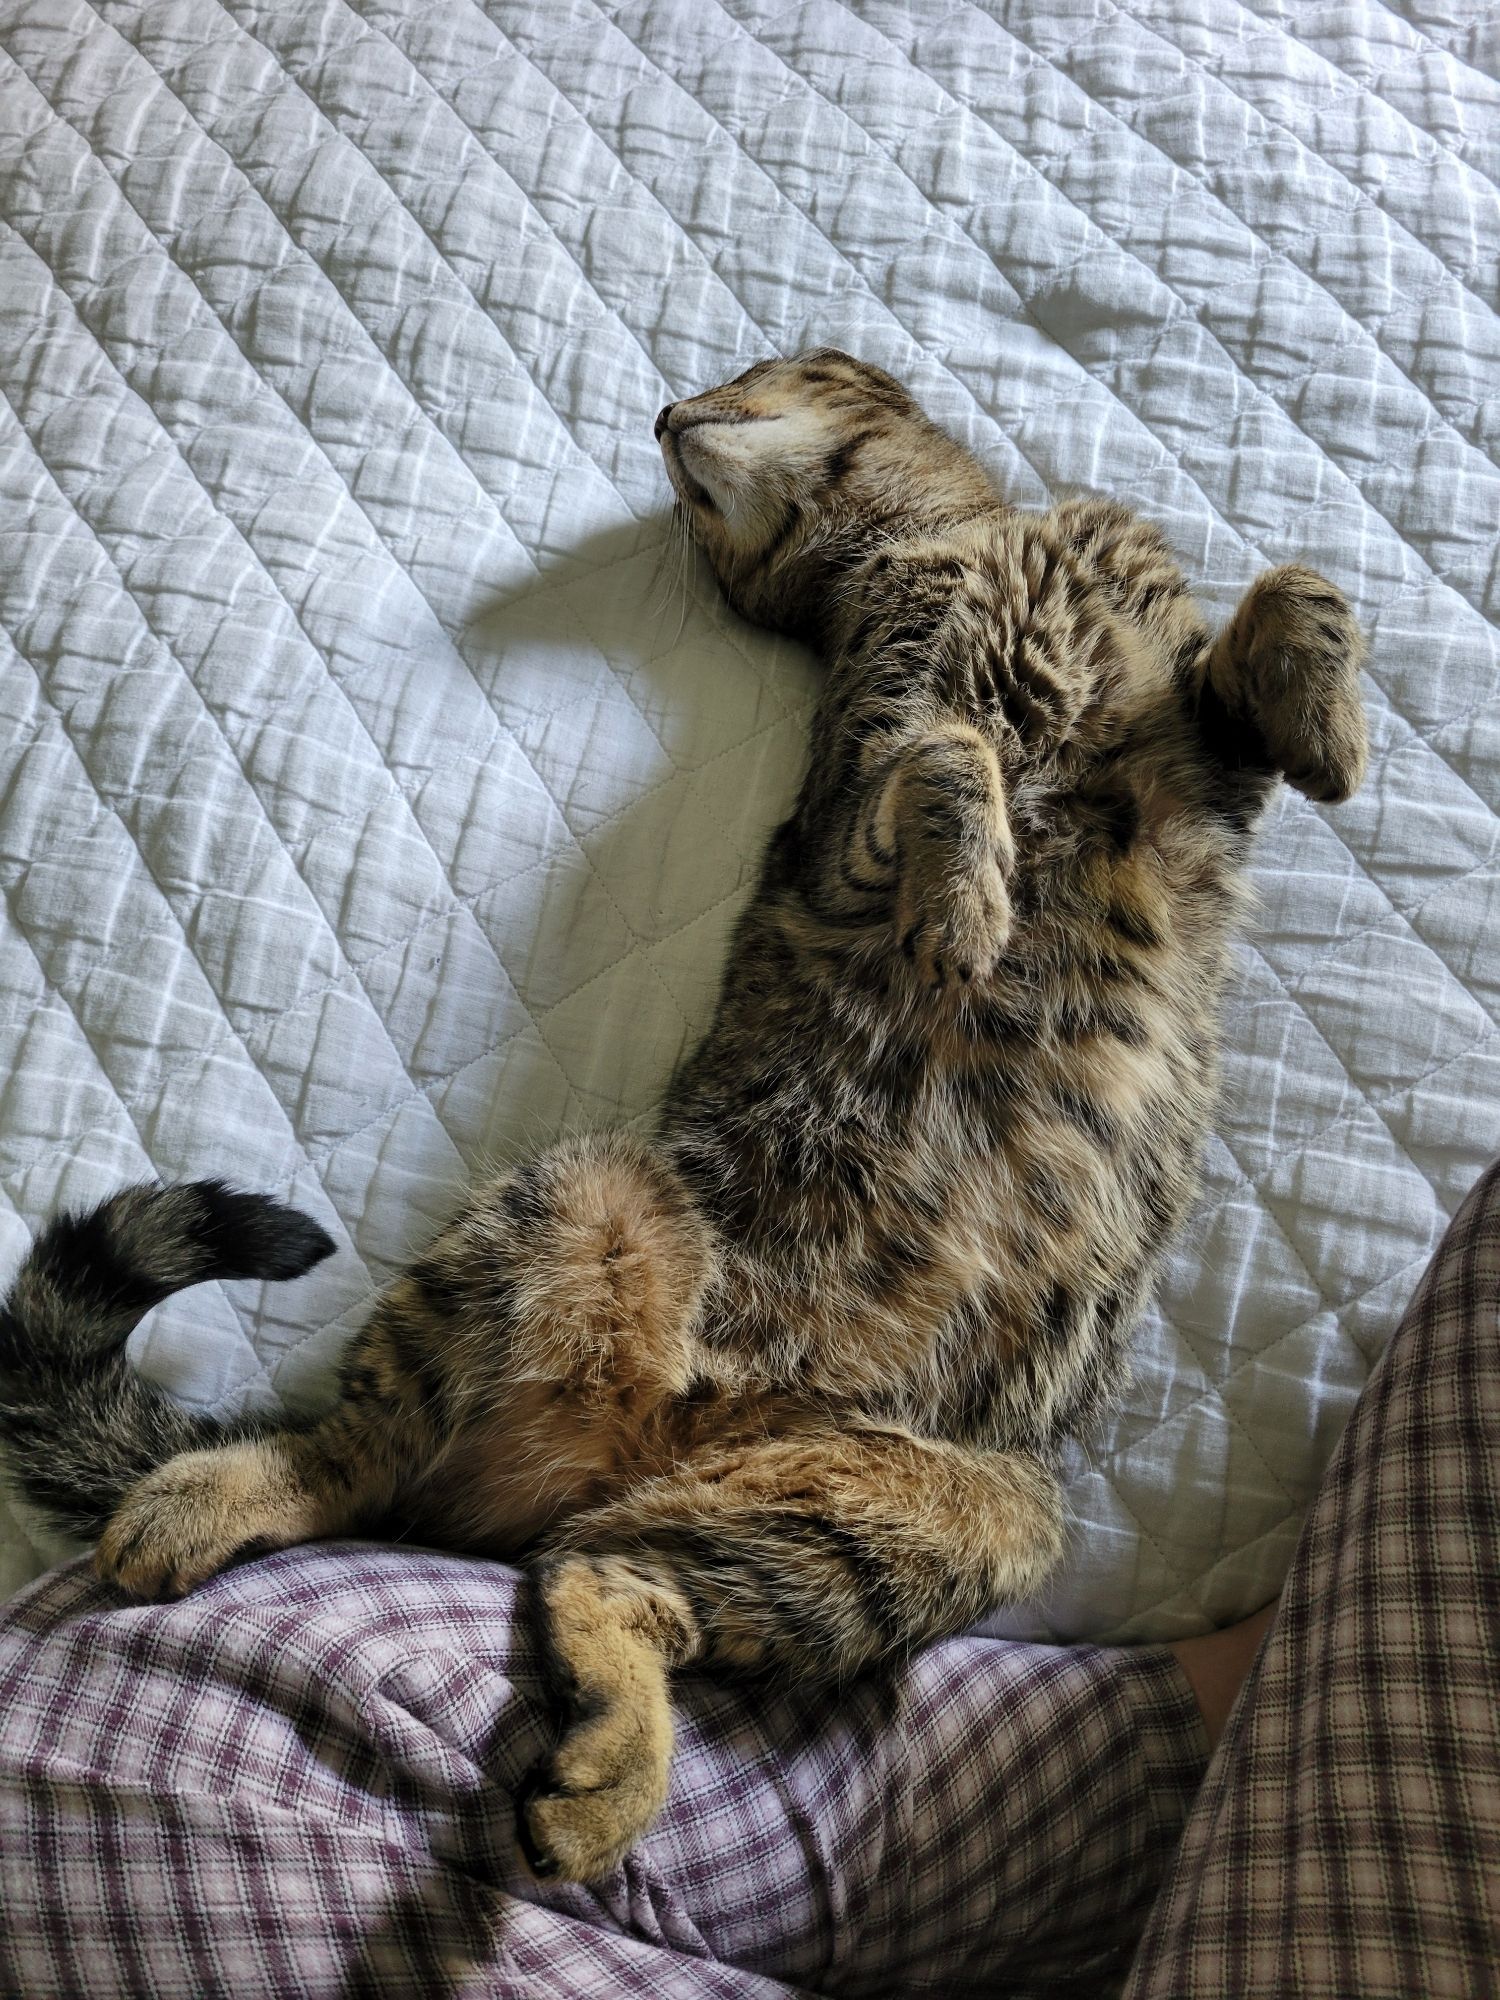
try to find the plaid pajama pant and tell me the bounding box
[0,1160,1496,1997]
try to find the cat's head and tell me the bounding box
[656,350,996,634]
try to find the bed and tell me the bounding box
[0,0,1495,1642]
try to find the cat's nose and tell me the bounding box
[654,404,674,440]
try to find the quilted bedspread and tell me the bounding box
[0,0,1495,1641]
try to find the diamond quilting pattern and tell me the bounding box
[0,0,1494,1637]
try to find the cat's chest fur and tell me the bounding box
[656,513,1239,1452]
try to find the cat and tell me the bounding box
[0,349,1367,1883]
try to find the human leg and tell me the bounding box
[1124,1159,1500,1998]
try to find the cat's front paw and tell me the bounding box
[898,850,1012,989]
[95,1444,294,1600]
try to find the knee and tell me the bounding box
[493,1135,717,1398]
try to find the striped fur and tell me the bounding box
[0,351,1367,1881]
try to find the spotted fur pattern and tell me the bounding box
[0,351,1367,1882]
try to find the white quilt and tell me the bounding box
[1,0,1495,1639]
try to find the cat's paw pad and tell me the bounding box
[515,1702,673,1883]
[898,852,1012,989]
[95,1448,287,1600]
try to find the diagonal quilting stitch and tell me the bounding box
[508,0,1060,513]
[76,0,762,773]
[1093,0,1500,470]
[0,324,464,1351]
[1199,0,1500,291]
[330,0,815,730]
[6,19,689,1150]
[825,0,1498,633]
[0,206,811,1213]
[556,0,1079,503]
[1284,0,1500,196]
[0,252,474,1165]
[1,0,1494,1636]
[0,616,293,1384]
[223,0,771,886]
[208,0,786,915]
[0,681,796,1204]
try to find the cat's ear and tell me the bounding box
[1204,565,1368,804]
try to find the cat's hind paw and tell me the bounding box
[516,1553,687,1882]
[515,1705,673,1884]
[95,1442,306,1600]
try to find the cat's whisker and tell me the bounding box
[646,517,682,621]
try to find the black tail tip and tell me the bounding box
[189,1181,337,1283]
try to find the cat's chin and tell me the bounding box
[661,432,717,512]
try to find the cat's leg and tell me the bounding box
[1204,564,1368,804]
[96,1134,716,1599]
[1049,504,1367,804]
[94,1284,454,1599]
[864,723,1015,987]
[516,1425,1062,1881]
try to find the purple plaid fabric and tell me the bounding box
[8,1175,1496,1996]
[1125,1156,1500,1998]
[0,1546,1202,1997]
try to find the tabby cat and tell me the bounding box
[0,350,1367,1882]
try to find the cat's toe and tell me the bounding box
[514,1708,673,1883]
[97,1501,231,1599]
[95,1454,279,1599]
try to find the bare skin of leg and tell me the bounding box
[1167,1602,1277,1749]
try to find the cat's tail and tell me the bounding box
[0,1181,334,1539]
